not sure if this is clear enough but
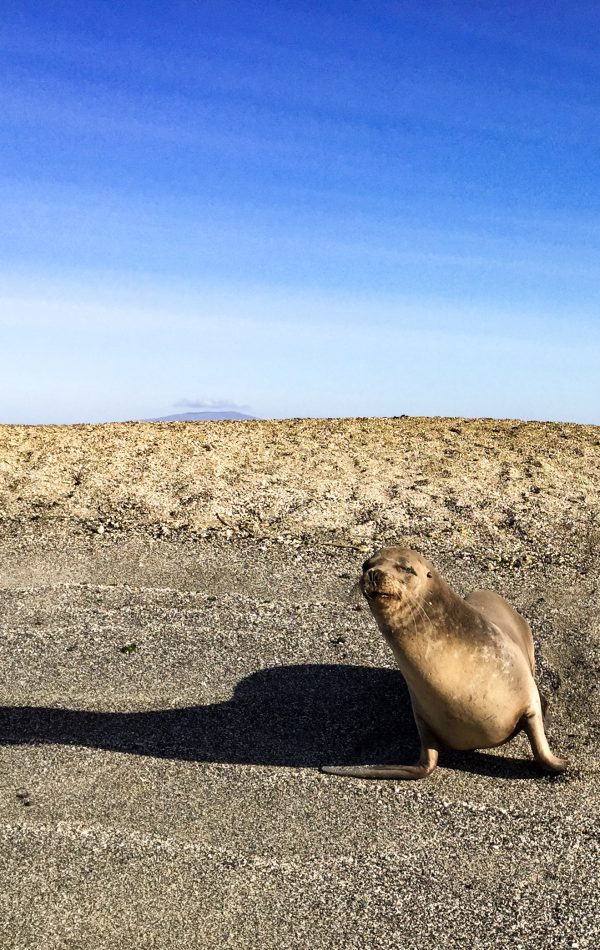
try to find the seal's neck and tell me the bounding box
[371,576,480,673]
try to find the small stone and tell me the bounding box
[120,642,138,655]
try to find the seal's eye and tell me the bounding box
[427,571,432,578]
[361,561,370,573]
[400,564,418,576]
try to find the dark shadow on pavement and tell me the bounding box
[0,663,544,778]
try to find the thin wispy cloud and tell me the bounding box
[174,398,251,412]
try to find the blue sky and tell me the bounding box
[1,1,599,423]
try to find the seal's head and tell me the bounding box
[360,547,435,622]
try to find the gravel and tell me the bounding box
[0,418,598,948]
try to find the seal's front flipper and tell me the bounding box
[522,708,567,773]
[321,762,435,780]
[321,740,438,781]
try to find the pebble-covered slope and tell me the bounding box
[1,417,600,566]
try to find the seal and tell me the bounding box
[323,547,566,779]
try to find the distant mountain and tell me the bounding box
[144,411,256,422]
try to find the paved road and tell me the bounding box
[1,532,598,949]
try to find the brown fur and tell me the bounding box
[323,547,566,780]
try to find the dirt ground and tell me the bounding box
[1,417,599,948]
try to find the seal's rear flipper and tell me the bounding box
[321,762,436,780]
[521,708,567,773]
[537,687,550,725]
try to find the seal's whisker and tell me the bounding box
[407,596,420,641]
[413,599,435,635]
[345,579,363,605]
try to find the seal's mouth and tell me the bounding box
[360,569,397,601]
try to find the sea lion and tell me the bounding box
[323,547,566,779]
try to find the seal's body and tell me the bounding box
[323,547,566,780]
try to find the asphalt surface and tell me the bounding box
[1,530,599,949]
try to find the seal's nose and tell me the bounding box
[366,568,383,589]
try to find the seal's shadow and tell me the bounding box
[0,664,541,778]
